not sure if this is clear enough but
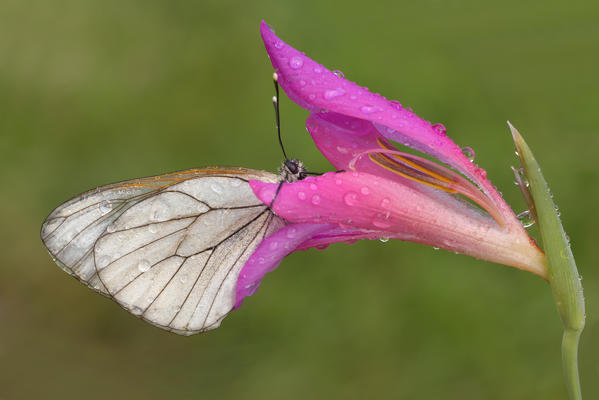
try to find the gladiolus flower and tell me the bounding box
[235,22,547,307]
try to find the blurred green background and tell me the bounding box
[1,0,598,399]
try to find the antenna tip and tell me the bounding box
[272,72,278,82]
[272,95,277,104]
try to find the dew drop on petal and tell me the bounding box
[389,100,402,110]
[432,123,447,136]
[332,70,344,78]
[269,241,279,250]
[380,198,391,209]
[324,88,346,100]
[335,178,343,185]
[297,191,306,200]
[379,237,390,243]
[311,195,321,205]
[360,186,370,195]
[289,56,303,69]
[336,146,349,154]
[99,200,113,215]
[461,146,475,162]
[138,259,151,272]
[372,219,392,229]
[309,94,316,100]
[313,66,322,74]
[309,183,318,191]
[286,227,297,239]
[360,105,378,114]
[274,39,285,49]
[299,80,306,86]
[344,192,358,206]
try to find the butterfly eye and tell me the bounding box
[285,160,299,174]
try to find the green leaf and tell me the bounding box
[509,122,585,400]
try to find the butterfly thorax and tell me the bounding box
[279,159,307,182]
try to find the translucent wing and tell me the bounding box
[41,167,285,335]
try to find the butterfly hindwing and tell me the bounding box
[41,167,285,335]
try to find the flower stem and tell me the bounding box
[510,123,585,400]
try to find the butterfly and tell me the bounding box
[41,160,306,336]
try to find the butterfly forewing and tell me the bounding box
[41,167,284,335]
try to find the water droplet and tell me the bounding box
[432,123,447,136]
[360,186,370,195]
[309,183,318,191]
[335,178,343,185]
[324,88,345,100]
[148,224,158,233]
[286,227,297,239]
[138,259,151,272]
[380,198,391,209]
[311,195,321,205]
[433,247,440,250]
[515,167,529,187]
[269,241,279,250]
[258,257,266,264]
[372,219,391,229]
[97,255,111,269]
[313,66,322,74]
[106,223,117,233]
[297,191,306,200]
[309,94,316,100]
[379,237,390,243]
[336,146,349,154]
[360,105,378,114]
[299,79,306,86]
[343,192,358,206]
[333,70,344,78]
[274,39,284,49]
[147,296,154,303]
[99,201,113,215]
[130,306,143,315]
[372,212,392,229]
[461,146,475,162]
[179,274,188,284]
[289,56,303,69]
[210,183,223,194]
[389,100,402,110]
[517,210,536,228]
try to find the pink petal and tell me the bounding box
[260,21,522,232]
[250,173,546,278]
[235,223,333,308]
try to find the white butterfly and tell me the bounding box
[41,162,306,336]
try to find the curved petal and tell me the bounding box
[235,223,332,308]
[250,173,547,278]
[260,21,523,232]
[235,220,391,308]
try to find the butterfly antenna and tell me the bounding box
[272,72,289,161]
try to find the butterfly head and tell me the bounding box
[279,159,307,182]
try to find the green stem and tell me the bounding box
[510,123,585,400]
[563,329,583,400]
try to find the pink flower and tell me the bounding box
[234,22,547,308]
